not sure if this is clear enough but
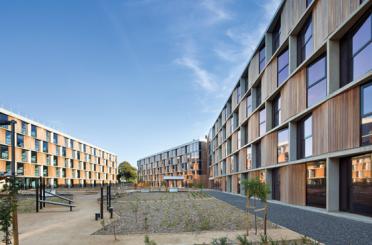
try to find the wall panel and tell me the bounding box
[248,53,259,86]
[262,132,278,166]
[313,0,329,50]
[313,102,329,156]
[248,112,259,142]
[328,0,360,35]
[262,58,278,100]
[279,164,306,205]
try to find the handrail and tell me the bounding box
[39,200,76,207]
[44,190,74,203]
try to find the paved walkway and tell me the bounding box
[207,190,372,245]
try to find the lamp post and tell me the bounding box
[0,120,19,245]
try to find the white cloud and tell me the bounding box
[200,0,232,25]
[175,56,218,93]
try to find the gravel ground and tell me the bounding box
[207,190,372,245]
[95,191,278,235]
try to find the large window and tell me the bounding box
[35,139,40,152]
[298,17,313,65]
[247,94,252,115]
[31,125,37,138]
[256,82,262,107]
[6,131,11,145]
[272,95,281,128]
[0,145,9,159]
[43,141,48,153]
[259,46,266,73]
[0,113,8,129]
[17,134,24,148]
[256,142,261,168]
[22,150,28,162]
[31,151,37,163]
[277,128,289,163]
[246,146,252,170]
[341,13,372,86]
[17,162,24,176]
[272,19,281,53]
[298,115,313,159]
[21,121,28,135]
[361,82,372,145]
[277,49,289,86]
[259,108,266,137]
[307,55,327,107]
[53,133,58,144]
[306,161,326,208]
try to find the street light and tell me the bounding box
[0,120,19,245]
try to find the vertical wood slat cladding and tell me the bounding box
[262,58,278,100]
[232,132,238,152]
[328,0,360,35]
[279,164,306,205]
[313,102,329,155]
[261,132,278,167]
[232,175,238,193]
[226,119,232,136]
[239,148,247,171]
[248,53,259,86]
[313,0,329,50]
[281,69,307,122]
[248,112,259,142]
[239,98,247,123]
[328,87,360,152]
[232,89,238,109]
[281,0,307,43]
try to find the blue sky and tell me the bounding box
[0,0,280,166]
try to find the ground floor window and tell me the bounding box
[306,161,326,208]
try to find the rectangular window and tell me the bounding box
[307,55,327,107]
[0,145,9,159]
[21,121,28,135]
[306,161,326,208]
[0,113,8,129]
[34,165,39,177]
[43,141,48,153]
[256,142,261,168]
[238,130,241,149]
[246,94,252,115]
[306,0,313,7]
[31,151,37,163]
[259,108,266,137]
[62,147,66,157]
[272,20,281,53]
[277,49,289,86]
[361,82,372,145]
[17,162,24,175]
[246,146,252,170]
[43,166,48,177]
[277,128,289,163]
[237,85,241,103]
[31,125,37,138]
[17,134,24,148]
[273,95,281,128]
[6,131,11,145]
[259,46,266,73]
[56,146,59,156]
[22,150,28,162]
[298,17,313,65]
[256,82,262,107]
[53,133,58,144]
[298,115,313,158]
[35,139,40,152]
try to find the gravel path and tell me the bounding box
[207,190,372,245]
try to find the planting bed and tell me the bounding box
[95,191,278,235]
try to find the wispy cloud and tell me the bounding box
[200,0,232,25]
[175,56,217,93]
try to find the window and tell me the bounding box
[259,108,266,137]
[361,82,372,145]
[35,139,40,152]
[70,139,74,148]
[246,94,252,115]
[21,121,28,135]
[56,146,59,156]
[43,141,48,153]
[272,19,281,53]
[277,49,289,86]
[256,82,262,107]
[43,166,48,177]
[0,145,9,159]
[298,115,313,158]
[246,146,252,170]
[259,46,266,73]
[341,13,371,86]
[53,133,58,144]
[53,156,57,166]
[307,55,327,107]
[34,165,39,177]
[17,134,24,148]
[237,85,241,103]
[31,151,37,163]
[62,147,66,157]
[31,125,37,138]
[46,131,51,142]
[272,95,281,128]
[0,113,8,128]
[22,150,28,162]
[256,142,261,168]
[238,130,241,148]
[17,162,24,175]
[306,161,326,208]
[298,17,313,65]
[306,0,313,7]
[277,128,289,163]
[6,131,11,145]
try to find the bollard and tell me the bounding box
[106,185,109,210]
[100,186,104,219]
[69,200,72,212]
[39,177,43,210]
[36,180,39,213]
[108,185,111,209]
[43,178,46,208]
[109,207,113,219]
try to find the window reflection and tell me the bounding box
[306,161,326,208]
[259,108,266,137]
[362,82,372,146]
[278,49,289,86]
[277,128,289,163]
[307,55,327,107]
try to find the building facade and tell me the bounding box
[0,108,118,188]
[208,0,372,217]
[137,140,208,187]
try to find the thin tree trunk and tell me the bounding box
[254,198,257,235]
[264,201,267,236]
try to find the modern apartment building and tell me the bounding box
[208,0,372,217]
[0,108,118,188]
[137,140,208,187]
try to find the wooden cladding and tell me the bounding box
[328,0,360,35]
[248,112,259,142]
[279,164,306,205]
[280,0,307,42]
[262,57,278,100]
[248,53,260,87]
[261,132,278,167]
[313,87,360,155]
[281,69,307,122]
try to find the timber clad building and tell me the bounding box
[208,0,372,217]
[0,108,118,188]
[137,140,208,187]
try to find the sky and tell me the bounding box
[0,0,281,167]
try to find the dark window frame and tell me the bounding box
[277,48,289,86]
[272,94,281,128]
[272,18,281,53]
[306,54,327,108]
[297,16,313,65]
[361,81,372,146]
[297,114,313,159]
[259,45,266,73]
